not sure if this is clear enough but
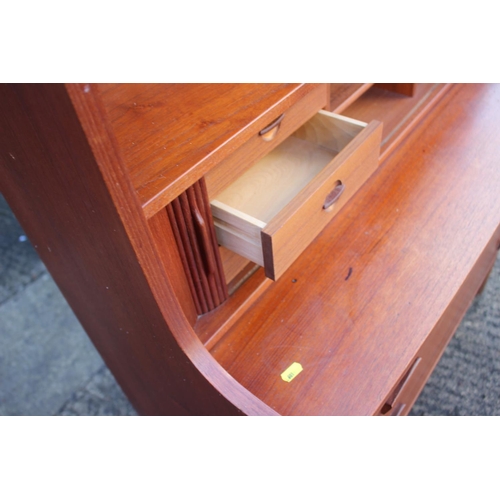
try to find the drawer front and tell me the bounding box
[262,118,383,280]
[374,229,500,416]
[205,84,328,199]
[377,357,422,416]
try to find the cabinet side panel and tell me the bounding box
[0,84,266,415]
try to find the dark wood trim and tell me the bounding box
[374,83,415,97]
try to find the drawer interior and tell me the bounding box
[210,111,372,275]
[213,111,367,227]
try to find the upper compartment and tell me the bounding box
[97,84,326,219]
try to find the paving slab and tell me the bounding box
[0,273,105,415]
[0,194,46,306]
[56,365,136,416]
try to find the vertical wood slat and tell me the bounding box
[169,198,209,314]
[167,179,228,315]
[148,208,199,326]
[198,177,228,300]
[166,203,204,315]
[179,191,215,311]
[186,187,220,307]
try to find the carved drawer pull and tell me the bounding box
[259,114,285,141]
[380,357,422,415]
[323,181,345,210]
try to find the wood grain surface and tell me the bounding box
[97,83,323,218]
[218,246,253,287]
[379,225,500,415]
[215,137,336,222]
[374,83,415,97]
[4,83,499,416]
[327,83,374,113]
[212,111,382,280]
[343,83,452,162]
[261,116,382,281]
[205,84,327,199]
[195,268,272,349]
[211,84,500,415]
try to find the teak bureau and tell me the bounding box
[1,83,499,415]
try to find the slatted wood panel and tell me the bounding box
[167,178,228,315]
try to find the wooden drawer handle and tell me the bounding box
[380,357,421,415]
[259,114,285,141]
[323,181,345,210]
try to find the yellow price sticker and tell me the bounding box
[280,362,303,383]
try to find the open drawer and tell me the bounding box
[210,110,383,280]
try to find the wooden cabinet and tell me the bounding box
[1,83,499,415]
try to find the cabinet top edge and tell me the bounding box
[92,83,322,218]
